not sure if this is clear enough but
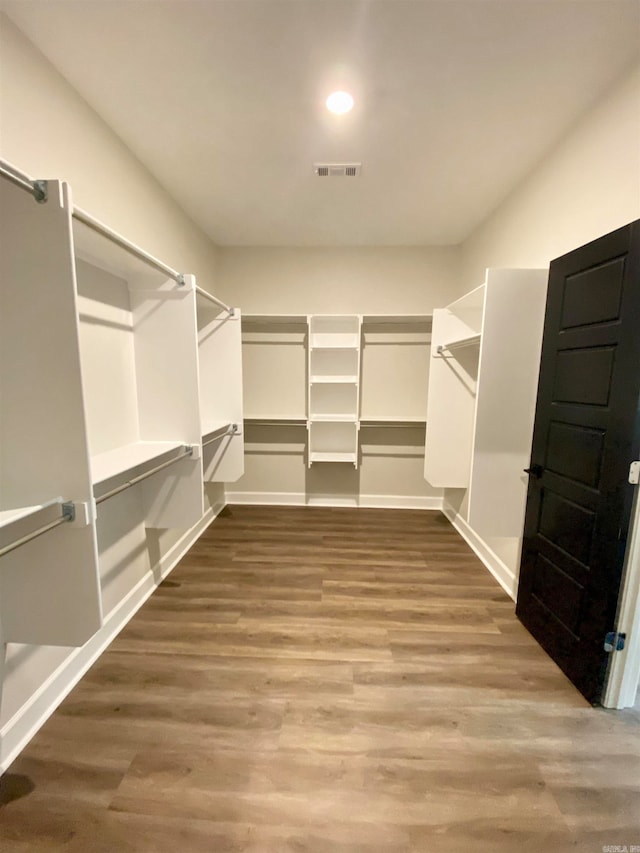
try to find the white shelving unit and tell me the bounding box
[425,286,484,488]
[425,268,548,578]
[308,315,362,467]
[0,177,102,648]
[73,216,204,529]
[0,161,247,749]
[197,296,244,484]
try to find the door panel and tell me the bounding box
[545,422,605,487]
[516,220,640,704]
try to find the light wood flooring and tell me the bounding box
[1,505,639,852]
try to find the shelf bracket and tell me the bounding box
[33,180,48,204]
[61,501,76,523]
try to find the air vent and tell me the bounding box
[314,163,361,178]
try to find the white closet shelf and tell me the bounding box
[437,333,481,355]
[0,503,55,529]
[360,417,426,424]
[309,414,358,422]
[310,375,359,384]
[244,415,307,422]
[309,451,357,464]
[91,441,188,487]
[310,334,360,349]
[362,314,433,325]
[0,499,74,560]
[243,314,307,324]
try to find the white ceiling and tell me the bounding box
[2,1,639,247]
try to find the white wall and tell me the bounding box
[461,62,640,289]
[0,15,225,767]
[216,246,462,314]
[218,247,460,506]
[0,15,219,283]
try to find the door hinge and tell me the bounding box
[604,631,626,652]
[628,461,640,484]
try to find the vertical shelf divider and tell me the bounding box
[307,315,362,467]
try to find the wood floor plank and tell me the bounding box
[1,504,639,852]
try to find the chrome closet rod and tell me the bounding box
[0,163,36,196]
[73,206,183,283]
[0,161,47,202]
[95,447,193,505]
[0,503,75,560]
[202,424,238,447]
[195,285,234,316]
[245,420,423,428]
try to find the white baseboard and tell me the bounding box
[0,501,224,774]
[441,502,517,600]
[225,491,443,511]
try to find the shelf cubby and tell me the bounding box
[73,214,204,529]
[309,380,358,417]
[307,315,362,467]
[197,301,244,483]
[309,315,361,349]
[310,347,359,378]
[308,422,359,466]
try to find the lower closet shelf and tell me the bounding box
[0,503,56,529]
[309,451,357,464]
[91,441,188,488]
[0,499,72,556]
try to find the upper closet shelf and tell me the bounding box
[437,333,482,355]
[0,499,75,560]
[91,441,189,489]
[243,314,307,324]
[72,208,179,286]
[362,314,433,326]
[73,206,232,314]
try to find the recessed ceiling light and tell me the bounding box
[326,91,354,115]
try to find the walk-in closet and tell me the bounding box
[1,2,639,848]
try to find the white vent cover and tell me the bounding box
[314,163,361,177]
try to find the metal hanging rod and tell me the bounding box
[95,446,193,505]
[73,206,184,283]
[0,160,48,203]
[202,423,238,447]
[2,160,233,314]
[0,502,75,560]
[194,285,234,317]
